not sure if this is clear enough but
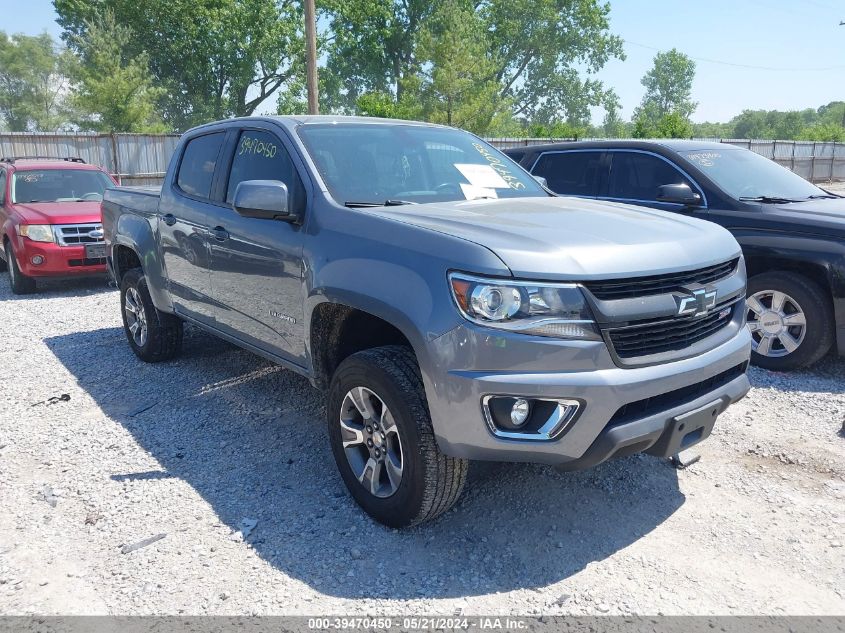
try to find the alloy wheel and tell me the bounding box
[746,290,807,358]
[338,386,404,498]
[124,287,149,347]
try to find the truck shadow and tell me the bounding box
[46,325,686,600]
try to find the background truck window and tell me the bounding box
[176,132,225,200]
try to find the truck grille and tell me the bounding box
[605,300,737,359]
[584,259,738,300]
[53,224,103,246]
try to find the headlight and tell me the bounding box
[18,224,55,243]
[449,272,601,340]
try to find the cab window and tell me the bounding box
[608,152,693,202]
[0,170,6,205]
[176,132,225,199]
[226,130,305,214]
[531,151,603,197]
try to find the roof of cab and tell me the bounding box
[187,114,449,134]
[2,159,104,171]
[505,139,735,155]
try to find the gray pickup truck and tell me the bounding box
[102,116,751,527]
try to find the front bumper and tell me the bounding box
[14,239,107,277]
[423,323,751,467]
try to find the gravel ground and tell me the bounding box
[0,275,843,616]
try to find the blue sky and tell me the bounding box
[5,0,845,124]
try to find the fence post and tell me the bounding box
[830,143,836,182]
[790,141,796,173]
[811,142,817,182]
[110,133,121,180]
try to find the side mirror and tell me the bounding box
[656,183,702,207]
[232,180,293,220]
[532,175,549,188]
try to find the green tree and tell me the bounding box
[602,91,625,138]
[633,48,697,133]
[414,0,508,133]
[802,122,845,142]
[55,0,304,130]
[655,112,693,138]
[67,13,165,132]
[322,0,623,123]
[0,32,69,131]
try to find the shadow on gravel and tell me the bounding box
[47,325,686,600]
[0,274,113,301]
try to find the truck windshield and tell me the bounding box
[681,148,827,201]
[297,123,547,205]
[12,169,113,203]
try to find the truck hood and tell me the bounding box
[766,198,845,236]
[366,196,741,280]
[12,201,102,225]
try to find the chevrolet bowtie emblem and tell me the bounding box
[676,287,718,317]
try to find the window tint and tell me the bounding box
[608,152,692,202]
[176,132,225,199]
[0,171,6,205]
[531,152,603,196]
[226,130,306,213]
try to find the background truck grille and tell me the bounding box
[606,301,737,359]
[54,224,103,246]
[584,258,739,300]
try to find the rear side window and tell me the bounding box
[0,170,6,205]
[608,152,693,202]
[531,151,603,196]
[226,130,306,213]
[176,132,225,199]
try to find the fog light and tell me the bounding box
[31,255,44,265]
[510,399,531,426]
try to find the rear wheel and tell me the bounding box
[120,267,183,362]
[5,241,36,295]
[746,271,833,370]
[327,345,468,528]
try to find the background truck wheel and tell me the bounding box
[5,241,36,295]
[120,267,183,362]
[327,345,468,528]
[746,271,833,371]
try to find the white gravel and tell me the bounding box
[0,275,843,616]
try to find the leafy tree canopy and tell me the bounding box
[54,0,304,130]
[0,32,69,131]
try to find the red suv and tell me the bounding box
[0,157,117,294]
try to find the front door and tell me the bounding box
[158,131,225,324]
[207,127,307,365]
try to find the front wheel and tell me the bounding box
[746,271,834,370]
[5,241,36,294]
[327,346,468,528]
[120,267,183,362]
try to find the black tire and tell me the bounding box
[327,345,468,528]
[746,271,834,371]
[120,267,183,362]
[5,241,36,295]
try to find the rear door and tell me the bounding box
[206,125,308,365]
[158,131,225,324]
[604,150,705,212]
[527,150,606,198]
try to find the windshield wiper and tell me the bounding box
[344,199,417,208]
[738,195,801,204]
[805,194,839,200]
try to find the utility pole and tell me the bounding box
[305,0,319,115]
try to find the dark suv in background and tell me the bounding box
[506,140,845,371]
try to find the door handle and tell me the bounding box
[161,213,176,226]
[209,226,229,241]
